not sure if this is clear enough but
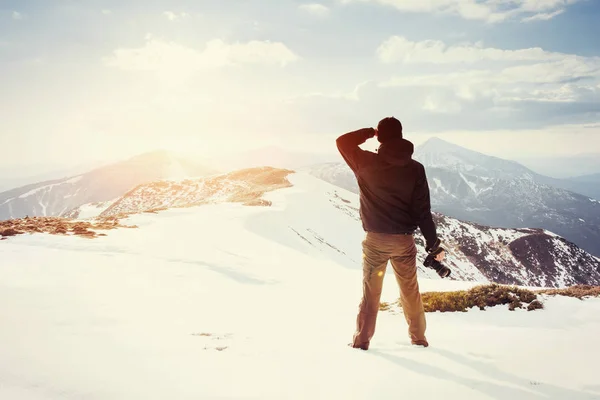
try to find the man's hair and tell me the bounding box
[377,117,403,144]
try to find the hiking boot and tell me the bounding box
[348,342,369,350]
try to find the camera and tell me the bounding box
[423,248,451,278]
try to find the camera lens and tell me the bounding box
[436,265,451,278]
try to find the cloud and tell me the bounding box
[285,36,600,133]
[381,59,600,104]
[299,3,331,17]
[338,0,582,23]
[101,9,112,15]
[376,36,571,64]
[103,36,300,80]
[163,11,189,21]
[423,94,462,114]
[12,11,23,20]
[521,9,565,22]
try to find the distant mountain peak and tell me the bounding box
[417,137,494,158]
[413,137,535,180]
[419,136,460,148]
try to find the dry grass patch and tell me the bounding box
[381,284,542,313]
[0,216,137,240]
[421,284,540,312]
[380,283,600,314]
[537,285,600,300]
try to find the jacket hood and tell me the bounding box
[377,138,414,166]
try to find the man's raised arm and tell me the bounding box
[336,128,376,173]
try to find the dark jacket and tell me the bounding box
[336,128,438,251]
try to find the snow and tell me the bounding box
[65,175,83,184]
[39,197,46,216]
[1,172,600,399]
[460,172,479,194]
[74,200,116,220]
[544,230,560,237]
[432,177,457,198]
[17,175,83,199]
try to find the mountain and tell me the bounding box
[414,137,537,180]
[0,150,217,221]
[559,173,600,200]
[417,138,600,199]
[0,159,112,192]
[570,173,600,183]
[54,168,600,288]
[2,168,599,399]
[515,153,600,179]
[303,137,600,257]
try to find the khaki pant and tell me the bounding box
[352,232,427,349]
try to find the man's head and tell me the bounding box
[376,117,403,144]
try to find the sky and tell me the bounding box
[0,0,599,175]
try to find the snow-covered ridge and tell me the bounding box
[99,166,294,218]
[429,214,600,288]
[62,168,600,289]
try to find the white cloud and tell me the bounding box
[101,9,112,15]
[376,36,572,64]
[294,36,600,131]
[423,94,462,113]
[12,11,23,20]
[103,36,300,80]
[299,3,331,17]
[521,9,565,22]
[338,0,582,23]
[379,63,600,106]
[163,11,189,21]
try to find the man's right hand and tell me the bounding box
[435,249,445,262]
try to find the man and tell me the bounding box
[336,117,445,350]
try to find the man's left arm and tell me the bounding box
[336,128,376,173]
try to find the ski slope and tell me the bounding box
[1,173,599,399]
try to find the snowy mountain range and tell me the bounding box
[0,150,216,221]
[305,137,600,257]
[51,168,600,289]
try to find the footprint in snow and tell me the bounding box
[191,332,236,351]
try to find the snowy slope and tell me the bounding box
[61,200,116,219]
[431,214,600,288]
[1,172,600,400]
[46,169,600,288]
[0,150,216,221]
